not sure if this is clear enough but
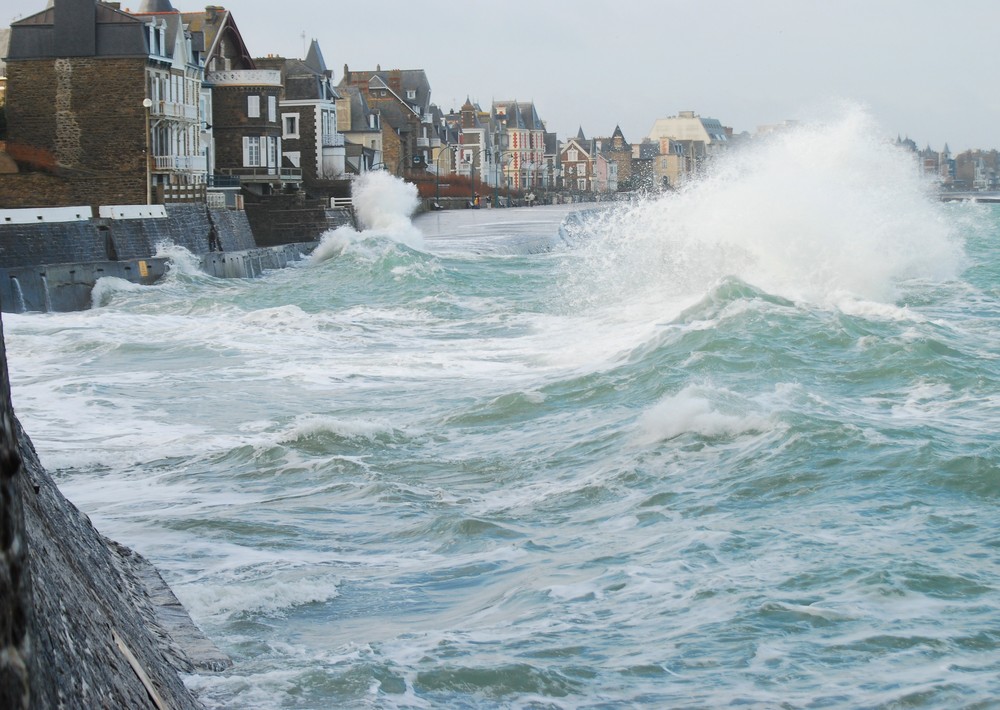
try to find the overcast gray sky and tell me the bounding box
[6,0,999,152]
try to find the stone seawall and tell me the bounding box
[0,243,315,313]
[0,205,316,313]
[0,311,226,708]
[0,258,169,313]
[0,204,257,270]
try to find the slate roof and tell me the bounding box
[8,2,148,59]
[279,42,339,102]
[516,101,543,130]
[340,86,378,133]
[635,139,659,159]
[340,66,432,114]
[137,0,175,11]
[180,7,254,70]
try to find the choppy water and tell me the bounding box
[6,111,1000,708]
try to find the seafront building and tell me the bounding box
[337,65,437,177]
[3,0,209,207]
[255,40,347,194]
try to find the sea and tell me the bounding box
[5,109,1000,708]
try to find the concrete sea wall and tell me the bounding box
[0,204,317,313]
[0,311,227,708]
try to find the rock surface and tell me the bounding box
[0,311,226,708]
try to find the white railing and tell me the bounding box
[416,137,430,148]
[322,133,345,147]
[206,69,282,87]
[206,192,227,208]
[151,101,198,120]
[154,154,208,172]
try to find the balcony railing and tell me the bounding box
[153,154,207,172]
[150,100,198,121]
[209,174,241,188]
[217,166,303,182]
[430,137,442,148]
[416,137,430,148]
[322,133,345,147]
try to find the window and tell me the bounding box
[283,113,299,138]
[247,95,260,118]
[406,89,416,99]
[578,178,587,190]
[244,136,261,166]
[567,149,578,162]
[268,95,277,123]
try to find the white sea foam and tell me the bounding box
[90,276,151,308]
[272,413,400,443]
[155,241,205,275]
[181,564,342,618]
[563,105,965,315]
[312,171,425,261]
[635,385,772,444]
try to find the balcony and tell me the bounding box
[322,133,345,147]
[430,137,442,148]
[217,166,303,183]
[416,137,430,148]
[150,100,198,121]
[153,154,207,172]
[209,174,241,188]
[206,69,282,87]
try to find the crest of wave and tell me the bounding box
[154,241,204,275]
[565,106,965,311]
[313,170,424,261]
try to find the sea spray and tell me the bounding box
[313,171,425,261]
[6,198,1000,708]
[561,107,965,315]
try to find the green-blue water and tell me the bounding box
[6,117,1000,708]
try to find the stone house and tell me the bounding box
[451,98,490,188]
[561,131,593,193]
[183,5,294,198]
[334,84,382,174]
[338,66,435,176]
[631,139,658,192]
[593,125,632,191]
[3,0,208,208]
[255,40,346,192]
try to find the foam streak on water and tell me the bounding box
[5,110,1000,708]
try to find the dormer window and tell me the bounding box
[406,89,416,100]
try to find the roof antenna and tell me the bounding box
[301,31,306,58]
